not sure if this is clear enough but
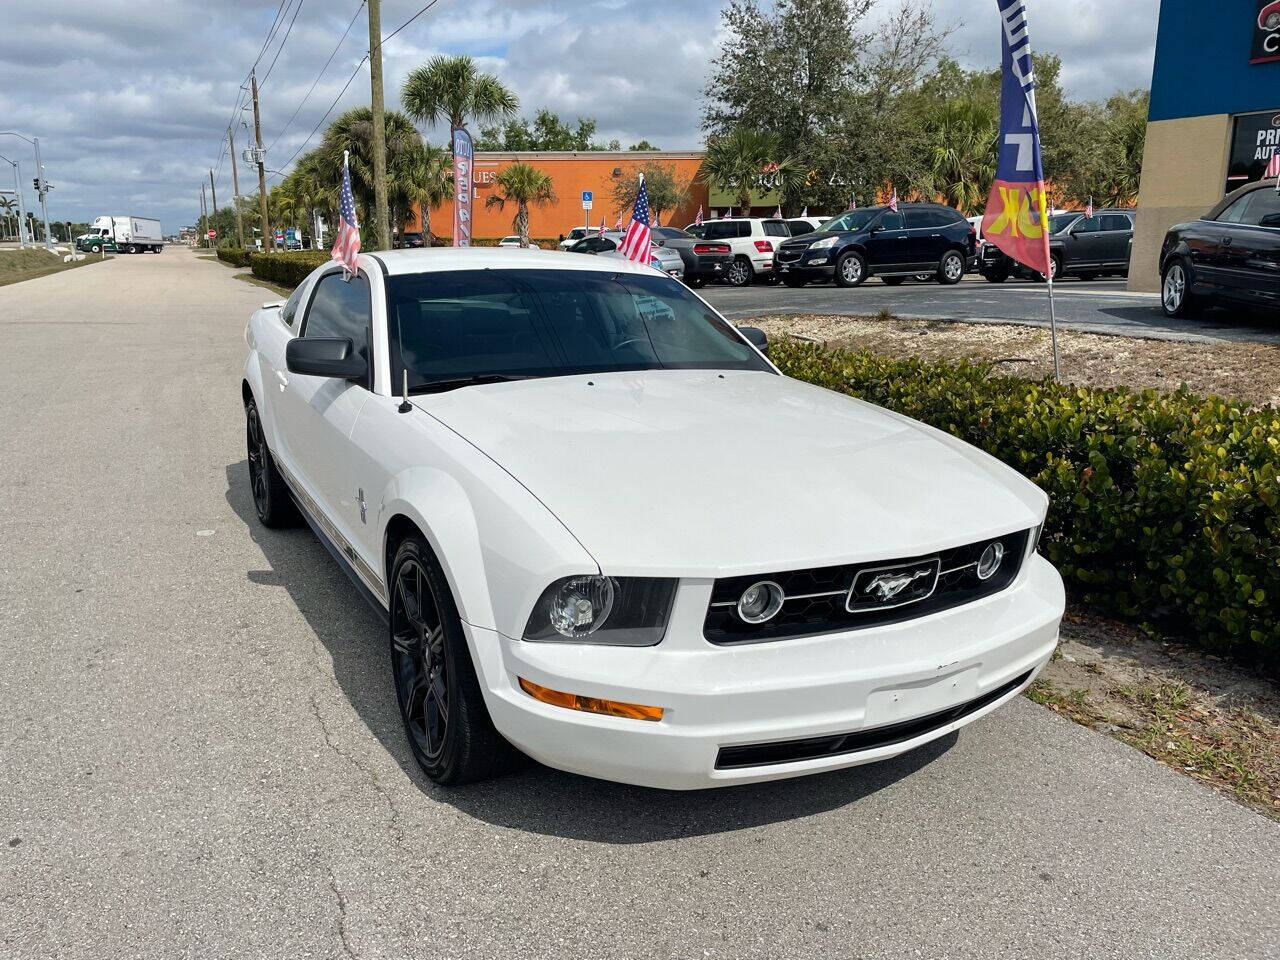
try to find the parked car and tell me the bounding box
[774,204,976,287]
[684,217,790,286]
[497,236,533,248]
[1160,179,1280,317]
[785,217,826,237]
[978,209,1136,282]
[558,226,596,250]
[650,225,732,287]
[568,230,684,280]
[398,231,425,249]
[241,247,1063,788]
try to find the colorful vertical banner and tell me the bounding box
[452,127,473,248]
[981,0,1050,278]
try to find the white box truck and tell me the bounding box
[76,216,164,254]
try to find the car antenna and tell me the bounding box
[398,369,412,414]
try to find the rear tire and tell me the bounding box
[1161,258,1198,318]
[834,251,867,287]
[245,398,299,528]
[937,250,965,285]
[389,535,522,786]
[726,256,754,287]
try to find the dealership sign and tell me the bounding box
[1252,1,1280,63]
[452,127,474,248]
[1228,110,1280,183]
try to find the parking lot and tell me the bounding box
[2,248,1279,959]
[705,275,1280,345]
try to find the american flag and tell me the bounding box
[887,189,899,213]
[847,197,857,211]
[1266,152,1280,179]
[330,151,360,272]
[614,212,623,231]
[618,173,652,263]
[773,204,782,218]
[1085,196,1094,218]
[693,205,703,225]
[800,206,808,217]
[598,219,605,238]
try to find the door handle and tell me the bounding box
[275,369,289,390]
[1222,237,1233,246]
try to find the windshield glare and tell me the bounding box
[386,268,773,389]
[1049,213,1081,233]
[818,210,879,233]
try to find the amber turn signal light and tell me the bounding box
[518,677,664,722]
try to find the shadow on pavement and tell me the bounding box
[225,459,957,843]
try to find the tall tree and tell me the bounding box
[401,55,518,132]
[484,162,556,244]
[917,97,999,215]
[474,108,602,151]
[610,161,691,224]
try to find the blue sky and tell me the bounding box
[0,0,1158,231]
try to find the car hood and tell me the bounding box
[781,230,848,246]
[421,370,1045,576]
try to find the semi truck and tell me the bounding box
[76,216,164,254]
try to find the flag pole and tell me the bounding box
[1041,191,1060,380]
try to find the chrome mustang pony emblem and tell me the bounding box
[866,568,933,601]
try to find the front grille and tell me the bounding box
[776,246,804,264]
[703,530,1030,645]
[714,669,1033,769]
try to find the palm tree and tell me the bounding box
[701,127,795,213]
[401,143,452,243]
[918,98,999,215]
[401,55,518,133]
[0,195,15,241]
[484,162,556,245]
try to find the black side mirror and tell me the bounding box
[738,326,769,355]
[1261,213,1280,229]
[286,337,367,380]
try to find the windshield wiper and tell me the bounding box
[409,373,535,395]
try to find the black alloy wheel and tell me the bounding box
[245,399,297,528]
[388,536,521,785]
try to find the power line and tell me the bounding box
[382,0,444,44]
[271,55,369,177]
[258,0,306,91]
[267,0,365,152]
[251,0,291,72]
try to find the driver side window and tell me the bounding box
[302,271,371,380]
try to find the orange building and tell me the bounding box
[408,150,710,242]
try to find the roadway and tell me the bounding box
[1,247,1278,959]
[704,274,1280,345]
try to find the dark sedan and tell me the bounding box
[649,226,732,288]
[774,204,976,287]
[1160,179,1280,317]
[978,209,1135,282]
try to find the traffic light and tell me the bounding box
[32,178,39,191]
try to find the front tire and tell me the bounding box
[1161,259,1198,318]
[245,399,298,528]
[389,535,520,785]
[726,256,755,287]
[937,250,965,285]
[835,250,867,287]
[90,243,102,254]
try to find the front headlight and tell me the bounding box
[523,576,678,646]
[809,235,838,250]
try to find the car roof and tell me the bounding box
[366,246,662,277]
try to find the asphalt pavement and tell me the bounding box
[2,248,1279,960]
[704,274,1280,344]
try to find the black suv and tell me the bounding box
[1160,179,1280,317]
[978,209,1135,282]
[774,204,976,287]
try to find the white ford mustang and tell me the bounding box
[242,248,1064,790]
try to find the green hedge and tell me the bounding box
[248,250,331,288]
[771,338,1280,671]
[215,247,252,268]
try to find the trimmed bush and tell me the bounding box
[216,247,252,268]
[771,338,1280,671]
[249,250,331,288]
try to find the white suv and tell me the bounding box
[686,217,791,286]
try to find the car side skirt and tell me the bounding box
[273,455,390,622]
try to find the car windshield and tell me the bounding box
[1048,213,1081,233]
[386,268,773,390]
[818,210,879,233]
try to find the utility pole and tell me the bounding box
[250,69,271,250]
[228,127,245,249]
[209,168,218,221]
[200,182,208,248]
[366,0,389,250]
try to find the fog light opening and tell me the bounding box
[977,541,1005,580]
[737,580,785,624]
[518,677,664,722]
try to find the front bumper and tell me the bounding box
[468,554,1064,790]
[776,245,837,281]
